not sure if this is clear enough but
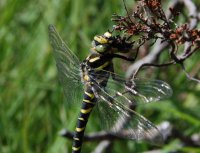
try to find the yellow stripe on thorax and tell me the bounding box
[72,146,81,151]
[81,107,93,114]
[89,57,100,63]
[83,74,90,81]
[95,61,109,71]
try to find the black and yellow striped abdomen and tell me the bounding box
[72,53,113,153]
[72,88,96,153]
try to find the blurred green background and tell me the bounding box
[0,0,200,153]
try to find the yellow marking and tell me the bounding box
[86,56,90,60]
[104,32,112,38]
[89,56,100,63]
[83,99,93,103]
[85,91,95,99]
[74,137,80,141]
[81,107,93,114]
[83,75,90,81]
[78,117,85,121]
[94,36,108,44]
[76,127,85,132]
[95,61,109,71]
[72,146,81,151]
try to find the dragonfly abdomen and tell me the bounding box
[72,88,96,153]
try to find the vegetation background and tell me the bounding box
[0,0,200,153]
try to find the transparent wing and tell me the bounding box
[90,71,172,105]
[48,25,82,101]
[93,84,163,145]
[48,25,80,80]
[89,72,172,144]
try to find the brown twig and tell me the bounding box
[112,0,200,83]
[60,121,171,141]
[60,129,117,141]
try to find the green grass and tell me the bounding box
[0,0,200,153]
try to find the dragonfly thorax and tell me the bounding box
[81,53,113,88]
[91,31,134,55]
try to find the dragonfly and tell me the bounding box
[48,25,172,153]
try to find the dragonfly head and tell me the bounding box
[91,32,113,54]
[91,32,134,54]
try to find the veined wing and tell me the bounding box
[89,72,172,144]
[87,72,168,144]
[48,25,80,81]
[93,83,163,145]
[48,25,82,100]
[90,70,172,105]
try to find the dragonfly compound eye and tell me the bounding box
[95,44,108,53]
[91,40,107,53]
[91,37,108,53]
[92,32,113,53]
